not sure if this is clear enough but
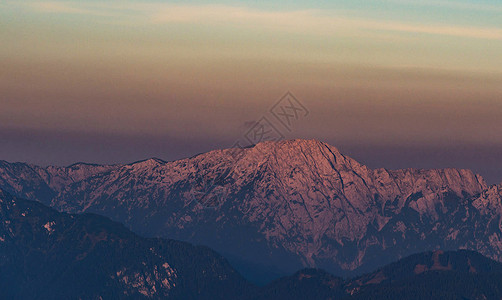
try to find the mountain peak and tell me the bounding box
[216,139,349,171]
[255,138,331,147]
[251,139,341,154]
[129,157,166,168]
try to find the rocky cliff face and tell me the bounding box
[0,139,498,282]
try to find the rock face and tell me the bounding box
[0,139,499,282]
[0,189,250,299]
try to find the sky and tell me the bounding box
[1,0,502,183]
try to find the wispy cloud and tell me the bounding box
[385,0,502,13]
[15,1,502,40]
[25,1,113,16]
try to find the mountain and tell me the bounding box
[1,139,501,283]
[257,250,502,300]
[0,189,251,299]
[3,187,502,299]
[346,249,502,299]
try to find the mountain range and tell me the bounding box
[2,188,502,299]
[1,139,501,283]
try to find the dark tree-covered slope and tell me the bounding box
[0,189,251,299]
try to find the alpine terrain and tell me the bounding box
[2,188,502,299]
[1,139,500,283]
